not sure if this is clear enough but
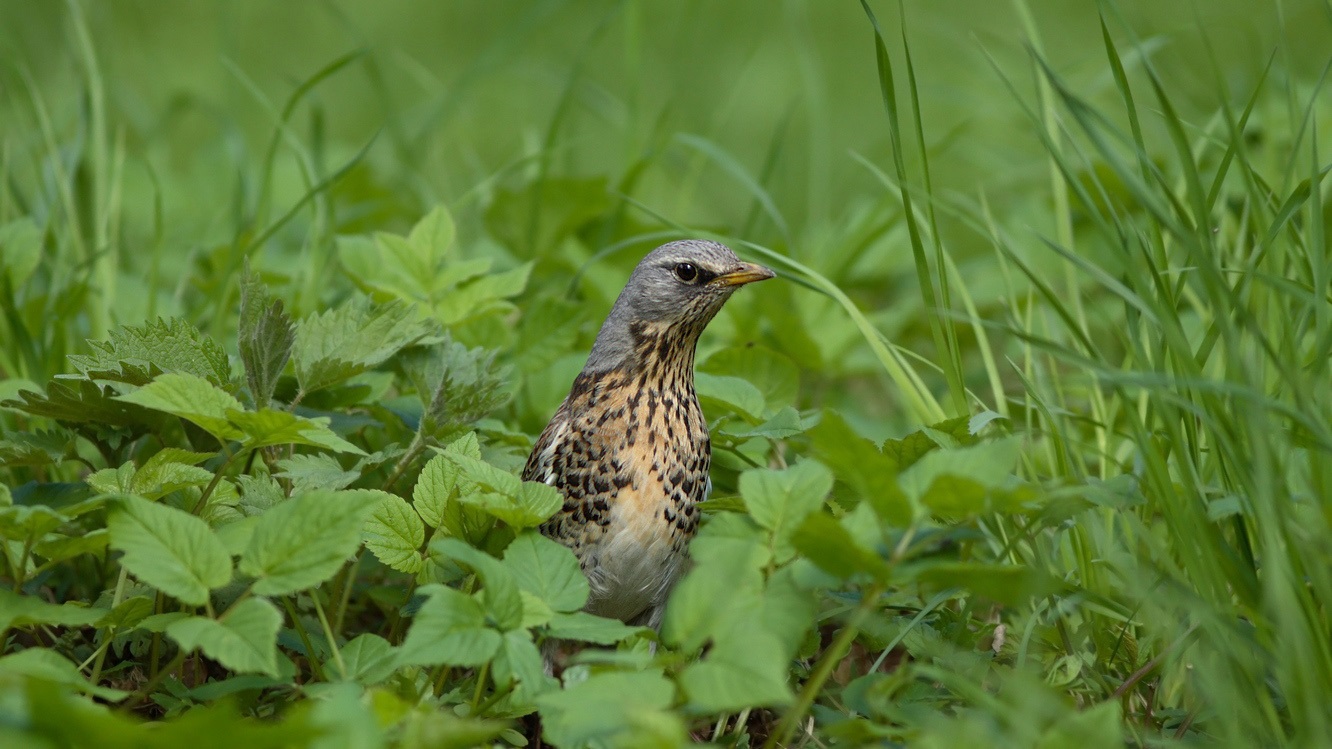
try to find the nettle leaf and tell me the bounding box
[363,492,426,574]
[334,633,398,685]
[544,611,644,645]
[238,264,295,409]
[276,453,359,492]
[339,205,458,303]
[4,378,168,431]
[107,496,232,606]
[399,340,509,438]
[239,489,377,596]
[431,538,523,630]
[501,532,588,613]
[493,629,557,705]
[0,428,75,468]
[292,296,430,394]
[536,669,683,749]
[229,408,366,455]
[740,460,833,562]
[68,317,231,388]
[96,595,155,630]
[165,598,282,676]
[116,373,245,442]
[0,589,105,631]
[809,410,910,525]
[397,585,501,667]
[90,452,215,501]
[695,372,766,421]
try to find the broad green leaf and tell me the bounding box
[0,589,105,631]
[397,585,501,667]
[276,453,359,492]
[536,669,682,749]
[545,611,645,645]
[115,373,244,441]
[459,482,561,529]
[229,408,366,455]
[0,503,67,541]
[292,296,430,393]
[1035,700,1123,749]
[68,317,231,388]
[216,515,260,556]
[107,495,232,605]
[790,512,890,581]
[0,648,129,701]
[434,262,532,326]
[900,437,1025,518]
[2,378,168,431]
[166,598,282,676]
[519,590,555,628]
[701,345,800,410]
[808,410,910,524]
[679,627,793,712]
[909,561,1060,606]
[430,538,523,630]
[501,532,588,613]
[441,450,521,496]
[740,460,833,561]
[723,406,807,440]
[239,489,377,596]
[33,528,109,563]
[881,415,973,471]
[96,595,155,630]
[238,264,295,409]
[695,372,766,420]
[492,629,556,705]
[331,633,398,685]
[363,492,426,574]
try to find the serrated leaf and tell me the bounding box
[4,378,168,431]
[276,453,359,492]
[881,415,974,471]
[68,317,231,388]
[434,262,532,326]
[166,598,282,676]
[0,428,74,467]
[0,503,67,542]
[900,437,1024,518]
[229,408,366,455]
[430,538,523,630]
[397,585,501,667]
[116,373,245,441]
[679,627,793,712]
[701,345,800,410]
[292,297,430,393]
[544,611,645,645]
[239,489,377,596]
[809,410,910,524]
[740,460,832,562]
[0,589,105,631]
[33,528,109,563]
[790,513,890,581]
[459,483,561,529]
[502,532,588,613]
[238,265,295,409]
[333,633,399,685]
[107,496,232,605]
[401,341,508,438]
[536,669,681,749]
[363,492,426,573]
[723,405,807,440]
[493,629,556,705]
[96,595,155,630]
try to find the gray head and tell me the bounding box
[584,240,776,372]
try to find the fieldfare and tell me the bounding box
[524,240,775,627]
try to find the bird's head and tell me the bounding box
[585,240,776,373]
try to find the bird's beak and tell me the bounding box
[713,262,777,287]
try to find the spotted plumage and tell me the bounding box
[523,240,775,626]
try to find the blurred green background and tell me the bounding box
[4,0,1325,248]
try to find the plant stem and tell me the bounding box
[311,590,346,680]
[121,650,187,711]
[763,584,885,749]
[471,661,490,710]
[89,566,130,684]
[282,596,326,682]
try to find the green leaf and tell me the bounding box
[107,495,232,606]
[790,512,890,581]
[333,633,399,685]
[0,589,105,631]
[430,538,523,630]
[165,598,282,676]
[402,338,509,438]
[115,373,245,442]
[740,460,833,562]
[363,491,426,574]
[0,216,42,286]
[292,296,429,393]
[808,410,910,524]
[33,529,109,563]
[397,585,501,666]
[545,611,645,645]
[459,483,561,529]
[501,531,588,613]
[0,503,67,541]
[276,453,359,492]
[679,627,793,712]
[238,489,377,596]
[695,372,766,420]
[68,317,231,388]
[881,415,973,471]
[701,345,800,410]
[1035,700,1123,749]
[909,561,1060,606]
[238,265,295,409]
[723,406,808,441]
[493,629,557,705]
[0,648,129,701]
[229,408,366,455]
[536,669,682,749]
[900,437,1024,518]
[95,595,155,630]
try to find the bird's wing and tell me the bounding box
[522,400,571,486]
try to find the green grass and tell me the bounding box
[3,1,1332,746]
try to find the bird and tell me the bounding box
[523,240,775,629]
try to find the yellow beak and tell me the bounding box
[713,262,777,287]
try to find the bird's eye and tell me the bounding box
[674,263,698,283]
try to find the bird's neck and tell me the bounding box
[584,315,703,386]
